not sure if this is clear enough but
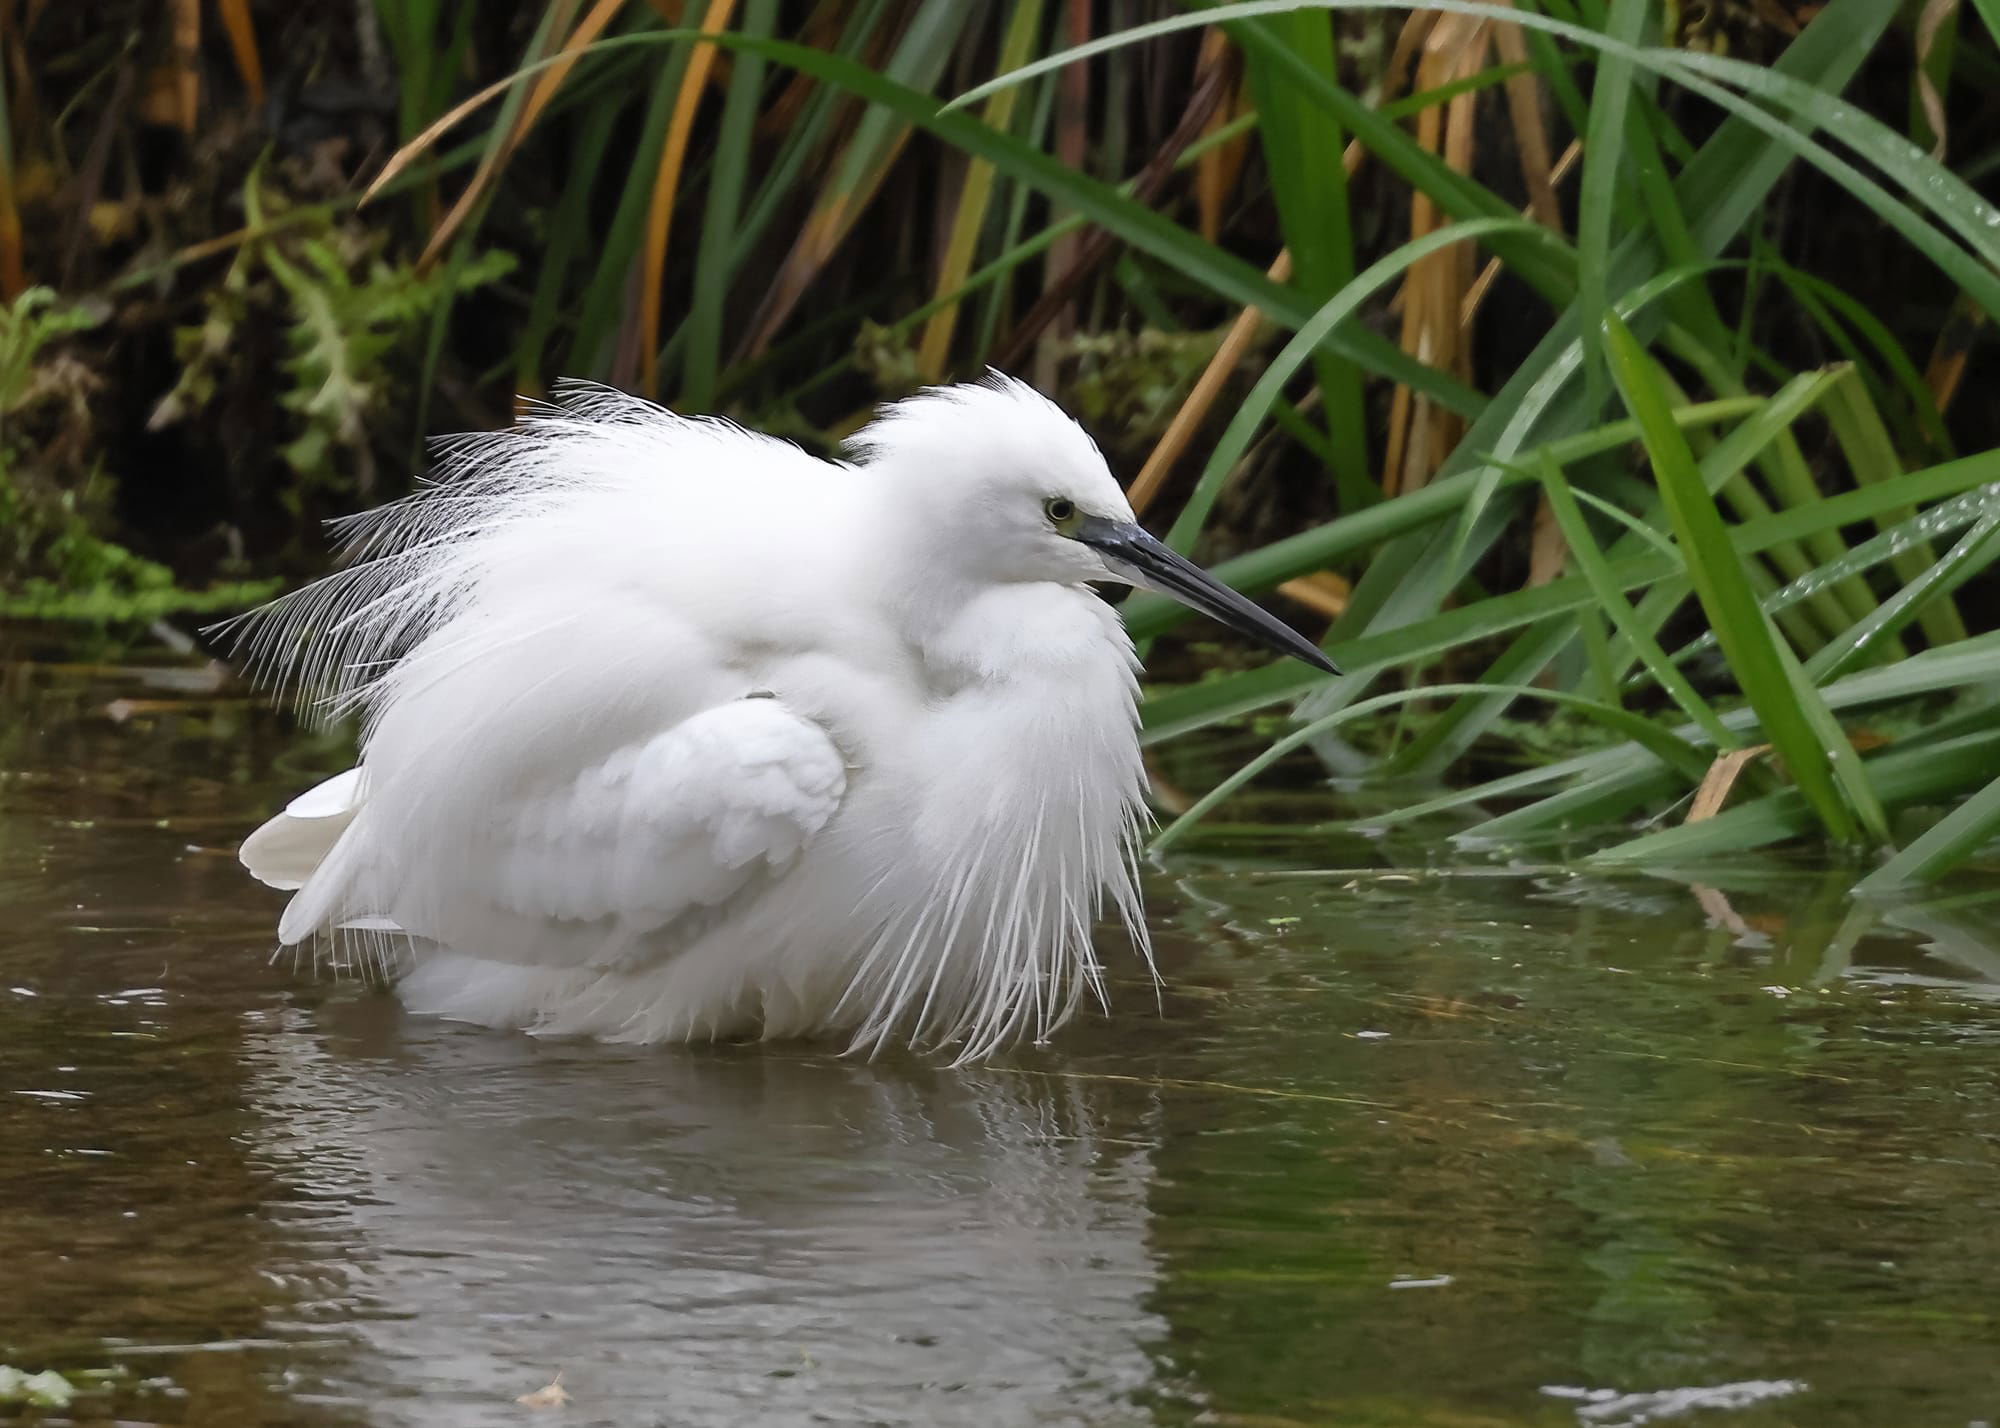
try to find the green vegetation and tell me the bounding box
[0,287,278,620]
[152,175,514,504]
[5,1,2000,889]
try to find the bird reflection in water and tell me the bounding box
[243,992,1170,1428]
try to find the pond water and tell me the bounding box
[5,650,2000,1427]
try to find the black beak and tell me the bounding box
[1076,517,1340,674]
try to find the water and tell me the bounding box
[6,650,2000,1426]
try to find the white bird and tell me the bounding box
[233,374,1336,1060]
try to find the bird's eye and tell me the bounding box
[1044,497,1077,526]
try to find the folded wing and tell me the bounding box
[254,697,848,970]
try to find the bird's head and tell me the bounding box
[850,373,1338,674]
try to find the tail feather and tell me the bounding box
[241,767,400,952]
[276,809,375,946]
[240,768,366,891]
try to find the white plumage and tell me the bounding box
[233,374,1332,1060]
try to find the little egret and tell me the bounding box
[235,374,1336,1059]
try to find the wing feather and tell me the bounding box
[281,698,846,971]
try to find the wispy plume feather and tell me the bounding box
[215,382,785,728]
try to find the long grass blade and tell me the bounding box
[1821,368,1969,649]
[216,0,265,108]
[1231,7,1371,508]
[638,0,738,396]
[1803,511,2000,686]
[171,0,201,132]
[681,0,777,408]
[1534,455,1736,748]
[1574,0,1647,418]
[1856,771,2000,895]
[1603,312,1875,843]
[516,99,622,392]
[916,0,1045,380]
[0,50,19,299]
[744,0,977,356]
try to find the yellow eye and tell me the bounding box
[1044,497,1077,526]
